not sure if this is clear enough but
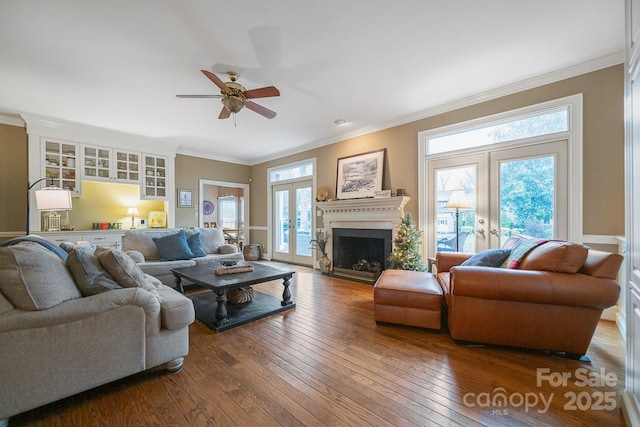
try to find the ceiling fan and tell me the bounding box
[177,70,280,120]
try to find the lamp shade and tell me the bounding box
[34,187,72,211]
[127,207,139,216]
[445,189,471,209]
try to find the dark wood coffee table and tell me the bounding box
[171,262,295,332]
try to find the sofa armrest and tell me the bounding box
[449,266,620,309]
[435,252,474,272]
[155,284,195,330]
[0,287,161,335]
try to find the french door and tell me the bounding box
[272,181,313,265]
[426,140,568,255]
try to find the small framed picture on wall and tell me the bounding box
[177,188,193,207]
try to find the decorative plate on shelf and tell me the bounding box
[203,200,215,215]
[316,186,329,201]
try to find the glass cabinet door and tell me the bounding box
[82,146,111,180]
[142,154,167,198]
[114,150,140,182]
[43,140,79,195]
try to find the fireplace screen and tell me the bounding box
[332,228,392,283]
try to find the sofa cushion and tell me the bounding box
[519,240,589,273]
[196,227,225,254]
[461,249,510,267]
[66,243,122,296]
[124,250,145,263]
[153,230,194,261]
[218,244,238,254]
[0,242,81,310]
[187,232,207,257]
[122,230,162,260]
[95,247,159,299]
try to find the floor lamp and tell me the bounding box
[445,189,471,252]
[27,178,73,234]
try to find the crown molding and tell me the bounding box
[252,52,624,166]
[177,147,251,166]
[0,114,25,127]
[20,113,179,155]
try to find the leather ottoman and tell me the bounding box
[373,269,443,330]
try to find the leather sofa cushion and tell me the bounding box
[579,250,623,279]
[518,240,588,273]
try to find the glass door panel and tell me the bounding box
[490,140,568,246]
[272,181,314,265]
[435,165,477,253]
[427,153,487,256]
[498,156,555,246]
[295,186,313,259]
[273,186,290,257]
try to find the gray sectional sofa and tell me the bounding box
[0,237,195,425]
[121,227,244,289]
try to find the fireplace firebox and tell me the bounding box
[332,228,392,283]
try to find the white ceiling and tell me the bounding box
[0,1,624,165]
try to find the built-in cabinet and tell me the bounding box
[40,138,166,199]
[142,154,167,199]
[25,113,176,232]
[43,139,80,196]
[41,231,124,250]
[82,145,140,183]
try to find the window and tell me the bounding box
[269,160,313,183]
[427,107,569,155]
[218,196,238,228]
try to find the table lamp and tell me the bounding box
[127,207,139,229]
[34,185,73,232]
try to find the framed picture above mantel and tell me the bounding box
[336,149,386,199]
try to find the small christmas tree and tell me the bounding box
[387,213,426,271]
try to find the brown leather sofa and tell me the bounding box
[435,236,622,358]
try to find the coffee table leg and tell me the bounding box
[281,274,293,306]
[173,273,184,293]
[215,290,229,325]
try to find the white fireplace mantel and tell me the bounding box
[316,196,410,229]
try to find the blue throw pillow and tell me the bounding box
[188,232,207,257]
[152,230,194,261]
[461,249,511,267]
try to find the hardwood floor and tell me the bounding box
[11,262,626,426]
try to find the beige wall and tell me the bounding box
[0,123,28,233]
[249,65,625,247]
[174,154,251,228]
[0,65,624,246]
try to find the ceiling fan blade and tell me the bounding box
[244,86,280,99]
[218,106,231,119]
[201,70,230,94]
[176,94,222,98]
[245,100,277,119]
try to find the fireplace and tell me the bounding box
[332,228,392,283]
[316,196,410,284]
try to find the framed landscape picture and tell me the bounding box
[336,149,386,199]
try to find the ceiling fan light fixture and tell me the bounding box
[221,95,244,113]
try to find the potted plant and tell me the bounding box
[310,230,331,273]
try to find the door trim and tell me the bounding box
[418,94,583,255]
